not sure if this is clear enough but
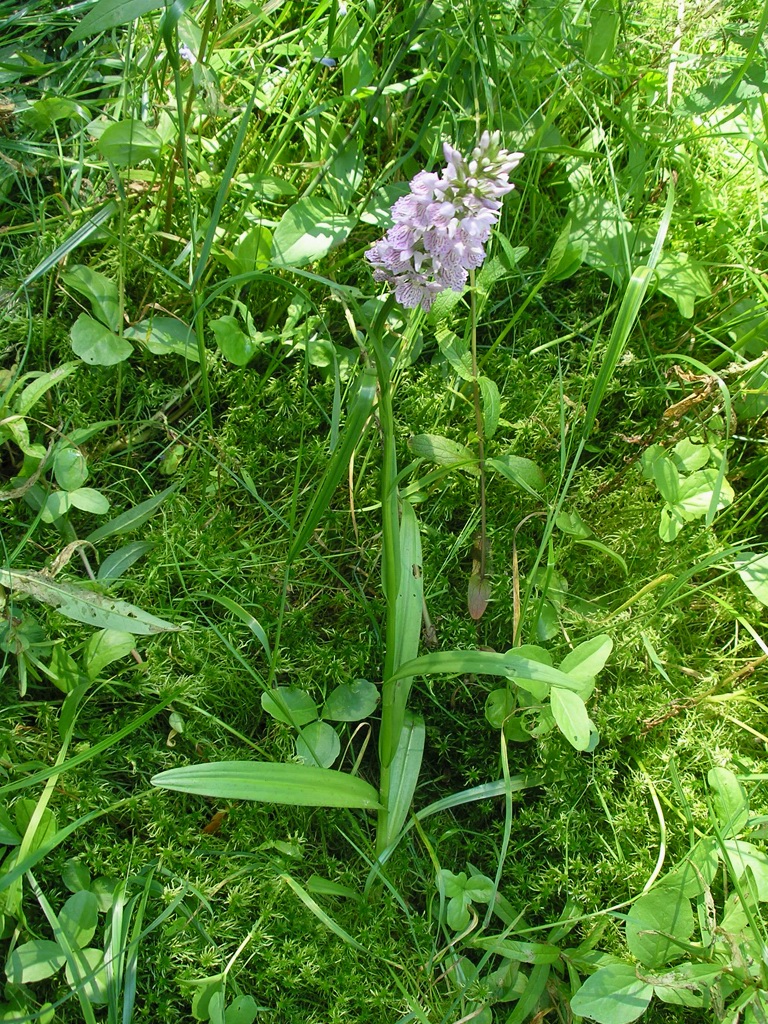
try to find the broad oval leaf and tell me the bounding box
[721,840,768,900]
[271,196,355,267]
[70,313,132,366]
[151,761,382,808]
[53,447,88,491]
[84,628,135,680]
[261,687,317,727]
[625,888,693,967]
[68,486,110,515]
[62,859,91,894]
[225,994,260,1024]
[125,317,199,361]
[210,316,262,367]
[295,721,340,768]
[64,947,108,1004]
[550,687,593,751]
[96,120,162,166]
[708,766,749,838]
[323,679,379,722]
[570,964,654,1024]
[487,454,545,496]
[59,890,99,947]
[735,551,768,607]
[409,434,479,474]
[478,376,501,438]
[6,940,66,984]
[559,634,613,684]
[652,454,680,504]
[61,264,120,331]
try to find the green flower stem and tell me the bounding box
[366,297,407,850]
[469,269,487,582]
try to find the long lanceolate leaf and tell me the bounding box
[0,569,181,635]
[379,499,424,769]
[151,761,382,809]
[66,0,168,43]
[378,711,425,851]
[287,367,377,562]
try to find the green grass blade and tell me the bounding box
[366,773,543,891]
[86,485,176,543]
[287,367,377,562]
[19,202,118,292]
[151,761,382,809]
[0,696,172,798]
[582,179,675,439]
[279,874,369,954]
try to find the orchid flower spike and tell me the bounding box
[365,132,523,312]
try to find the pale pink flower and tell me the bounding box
[366,132,523,311]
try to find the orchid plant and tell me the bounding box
[151,134,605,859]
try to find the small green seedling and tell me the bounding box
[641,438,734,542]
[485,635,612,751]
[437,868,495,932]
[261,679,379,768]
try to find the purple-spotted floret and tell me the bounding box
[365,132,523,311]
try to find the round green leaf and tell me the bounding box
[6,940,65,984]
[210,316,260,367]
[42,489,71,523]
[65,947,108,1004]
[14,800,57,852]
[295,721,341,768]
[68,487,110,515]
[485,687,515,730]
[570,964,654,1024]
[261,687,317,726]
[447,897,471,932]
[225,995,260,1024]
[271,196,355,267]
[84,628,135,680]
[59,890,100,947]
[91,877,119,913]
[322,679,379,722]
[53,447,88,491]
[62,858,91,894]
[625,888,693,967]
[70,313,132,366]
[96,119,162,166]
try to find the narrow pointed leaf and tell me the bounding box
[381,711,425,848]
[0,569,180,635]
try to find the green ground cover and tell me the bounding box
[2,0,768,1020]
